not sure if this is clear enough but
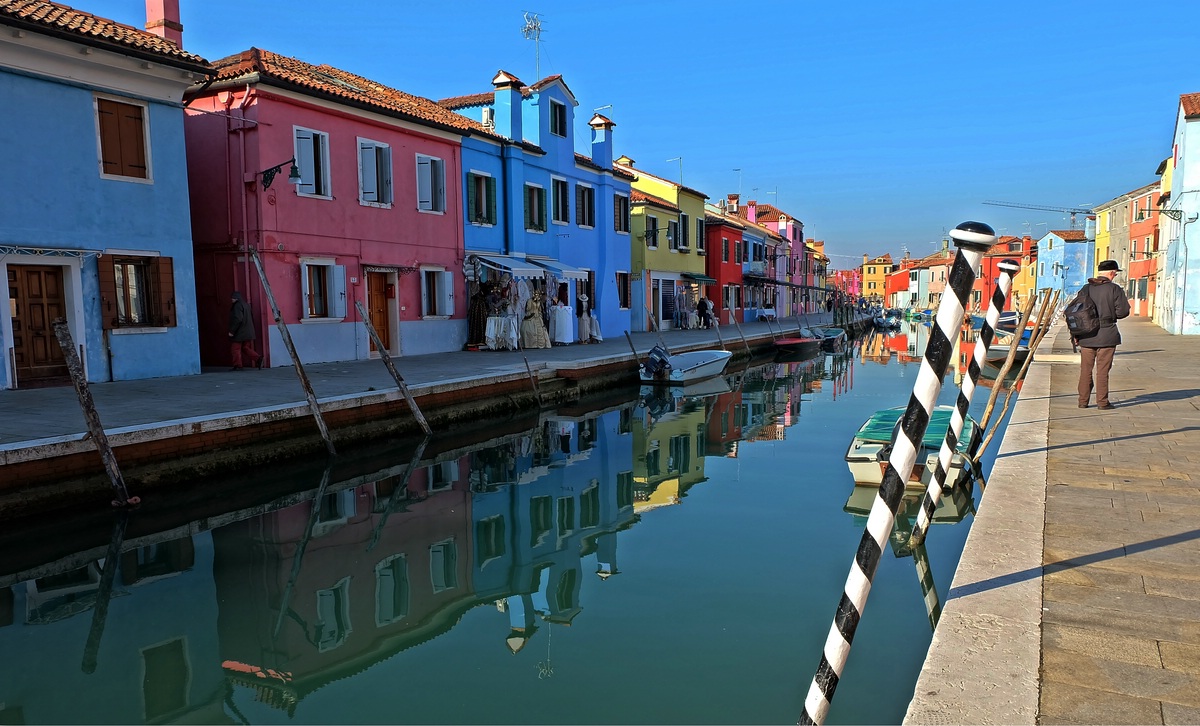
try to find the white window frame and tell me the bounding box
[415,153,446,213]
[551,176,570,225]
[299,257,347,321]
[357,137,393,207]
[420,266,454,319]
[549,99,567,137]
[429,538,458,593]
[467,170,496,226]
[525,183,547,233]
[315,577,352,652]
[94,94,153,184]
[294,126,332,198]
[667,219,679,251]
[645,215,659,249]
[374,554,409,627]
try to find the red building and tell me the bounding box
[973,236,1032,312]
[1127,185,1161,316]
[704,205,746,325]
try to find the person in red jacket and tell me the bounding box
[1076,260,1130,410]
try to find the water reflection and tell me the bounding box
[0,341,992,724]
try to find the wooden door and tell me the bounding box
[366,271,390,352]
[9,265,69,385]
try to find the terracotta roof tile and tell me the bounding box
[437,74,572,110]
[569,153,633,180]
[1182,93,1200,118]
[0,0,208,68]
[631,189,679,212]
[1053,230,1086,241]
[205,48,496,139]
[615,161,709,200]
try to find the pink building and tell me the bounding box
[185,49,494,366]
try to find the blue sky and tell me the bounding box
[86,0,1199,269]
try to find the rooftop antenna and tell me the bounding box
[594,103,612,119]
[733,168,742,196]
[666,156,683,185]
[521,12,544,80]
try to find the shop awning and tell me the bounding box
[529,258,589,280]
[681,272,718,285]
[470,254,545,279]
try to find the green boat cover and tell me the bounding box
[854,406,976,451]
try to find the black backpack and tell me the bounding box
[1065,285,1100,339]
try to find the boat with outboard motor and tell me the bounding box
[639,345,733,385]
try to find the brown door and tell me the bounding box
[366,271,391,353]
[9,265,69,386]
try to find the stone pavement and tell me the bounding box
[907,318,1200,725]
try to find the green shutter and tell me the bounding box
[539,189,547,230]
[467,174,477,223]
[487,178,497,224]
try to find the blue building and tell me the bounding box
[1036,229,1093,304]
[440,72,634,344]
[0,2,211,388]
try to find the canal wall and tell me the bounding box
[904,324,1070,723]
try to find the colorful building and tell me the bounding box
[615,156,710,331]
[438,72,635,343]
[861,253,893,302]
[0,0,212,389]
[704,202,747,325]
[974,236,1031,312]
[1035,230,1092,304]
[1125,182,1161,317]
[1159,92,1200,334]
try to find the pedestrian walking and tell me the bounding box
[228,291,263,371]
[696,296,710,329]
[1076,260,1130,410]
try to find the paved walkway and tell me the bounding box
[0,316,835,447]
[907,318,1200,724]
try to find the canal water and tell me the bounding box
[0,322,1019,725]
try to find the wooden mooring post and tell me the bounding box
[354,301,431,435]
[51,318,138,507]
[81,510,128,672]
[729,312,752,355]
[249,248,336,456]
[522,356,543,404]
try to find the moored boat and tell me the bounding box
[639,345,732,385]
[844,405,981,490]
[773,336,821,359]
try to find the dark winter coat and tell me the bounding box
[1075,277,1130,348]
[229,291,257,342]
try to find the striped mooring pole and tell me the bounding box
[907,257,1019,548]
[799,221,997,725]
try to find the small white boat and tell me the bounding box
[844,405,981,490]
[639,346,732,385]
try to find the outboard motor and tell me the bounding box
[643,345,673,380]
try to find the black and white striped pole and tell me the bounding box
[799,221,996,726]
[907,258,1018,548]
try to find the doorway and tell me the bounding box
[365,271,392,353]
[8,265,69,386]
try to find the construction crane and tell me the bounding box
[981,200,1094,229]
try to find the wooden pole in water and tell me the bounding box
[249,248,336,456]
[80,510,129,672]
[648,311,668,350]
[730,312,752,355]
[367,435,431,551]
[273,463,334,639]
[800,221,997,726]
[523,356,543,404]
[51,318,137,507]
[973,291,1041,437]
[354,300,430,435]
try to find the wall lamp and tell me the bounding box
[260,157,301,189]
[1135,208,1183,222]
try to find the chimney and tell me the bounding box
[727,193,740,211]
[145,0,183,46]
[746,200,757,224]
[588,114,615,169]
[862,254,869,265]
[491,70,524,142]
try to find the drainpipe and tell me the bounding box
[236,85,254,307]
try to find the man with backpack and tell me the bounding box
[1073,259,1130,410]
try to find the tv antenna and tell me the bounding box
[521,12,544,80]
[981,200,1094,229]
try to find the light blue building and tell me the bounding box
[1036,230,1093,305]
[440,72,634,343]
[1162,94,1200,335]
[0,4,211,388]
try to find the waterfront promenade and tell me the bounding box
[908,317,1200,725]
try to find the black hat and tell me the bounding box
[1098,260,1121,272]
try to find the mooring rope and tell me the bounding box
[798,221,996,726]
[908,257,1017,548]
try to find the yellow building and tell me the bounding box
[615,155,711,331]
[632,396,708,513]
[1093,202,1116,266]
[861,253,893,301]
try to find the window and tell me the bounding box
[530,495,552,547]
[667,220,679,250]
[416,154,446,212]
[358,138,392,206]
[552,177,570,224]
[301,259,347,319]
[525,184,547,231]
[557,496,575,534]
[680,213,690,249]
[617,471,633,509]
[142,639,188,720]
[549,99,567,137]
[467,172,497,225]
[614,193,630,233]
[96,97,148,180]
[868,266,876,275]
[294,127,331,197]
[375,554,409,625]
[645,215,659,248]
[316,577,352,651]
[696,219,706,254]
[421,268,453,317]
[576,184,595,227]
[429,538,458,593]
[97,254,177,328]
[722,238,729,262]
[476,516,506,565]
[616,272,631,309]
[735,241,742,264]
[580,483,600,529]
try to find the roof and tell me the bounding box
[0,0,209,71]
[1182,93,1200,118]
[739,201,803,226]
[1052,230,1087,241]
[704,208,746,229]
[631,189,679,212]
[437,73,575,110]
[201,48,496,139]
[865,254,893,264]
[614,161,709,200]
[571,153,634,180]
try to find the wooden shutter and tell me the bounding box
[432,158,444,212]
[295,130,317,195]
[416,156,432,210]
[154,256,176,327]
[486,177,497,224]
[538,189,546,231]
[332,265,347,318]
[96,254,117,329]
[613,195,620,231]
[360,142,378,203]
[466,173,477,222]
[575,185,584,225]
[524,186,533,229]
[117,103,147,178]
[379,146,392,204]
[97,100,122,176]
